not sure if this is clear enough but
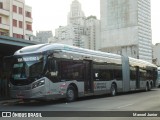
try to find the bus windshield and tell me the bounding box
[12,55,44,80]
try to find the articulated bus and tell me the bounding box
[6,44,157,102]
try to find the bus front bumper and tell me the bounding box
[10,87,66,100]
[10,85,46,99]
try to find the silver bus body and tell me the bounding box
[8,43,157,101]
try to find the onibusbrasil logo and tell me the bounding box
[1,112,42,118]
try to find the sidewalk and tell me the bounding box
[0,97,20,105]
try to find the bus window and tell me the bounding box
[58,60,84,81]
[93,64,113,81]
[112,65,122,80]
[45,57,59,82]
[48,58,57,76]
[130,66,136,80]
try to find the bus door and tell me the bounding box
[84,60,93,93]
[136,66,140,89]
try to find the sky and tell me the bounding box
[25,0,160,45]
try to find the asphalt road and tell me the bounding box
[1,88,160,120]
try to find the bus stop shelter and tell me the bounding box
[0,36,39,99]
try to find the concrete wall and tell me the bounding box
[100,0,152,62]
[153,43,160,66]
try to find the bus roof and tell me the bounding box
[129,57,157,68]
[14,43,156,68]
[14,43,121,59]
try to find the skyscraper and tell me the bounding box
[100,0,152,62]
[67,0,85,26]
[86,16,100,50]
[50,0,100,50]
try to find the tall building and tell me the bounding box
[67,0,85,26]
[50,0,100,50]
[48,25,73,45]
[71,24,87,48]
[0,0,33,40]
[67,0,87,48]
[86,16,100,50]
[100,0,152,62]
[49,25,88,48]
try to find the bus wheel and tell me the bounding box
[110,84,117,96]
[66,86,76,102]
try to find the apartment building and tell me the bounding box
[0,0,33,40]
[49,24,88,48]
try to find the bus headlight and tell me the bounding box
[32,79,45,89]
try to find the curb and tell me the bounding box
[0,99,20,105]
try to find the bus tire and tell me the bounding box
[110,84,117,96]
[66,86,76,102]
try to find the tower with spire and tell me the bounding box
[67,0,86,26]
[49,0,100,50]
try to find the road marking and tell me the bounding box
[117,103,134,109]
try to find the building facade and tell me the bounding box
[153,43,160,66]
[34,31,53,43]
[49,24,88,48]
[67,0,85,26]
[0,0,33,40]
[49,0,100,50]
[54,26,72,41]
[86,16,100,50]
[100,0,152,62]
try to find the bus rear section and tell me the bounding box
[122,57,157,92]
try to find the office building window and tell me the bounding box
[13,33,24,39]
[17,34,24,39]
[13,5,17,13]
[26,11,31,18]
[0,2,3,9]
[26,24,32,31]
[19,21,23,28]
[13,33,17,38]
[19,7,23,14]
[13,19,17,27]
